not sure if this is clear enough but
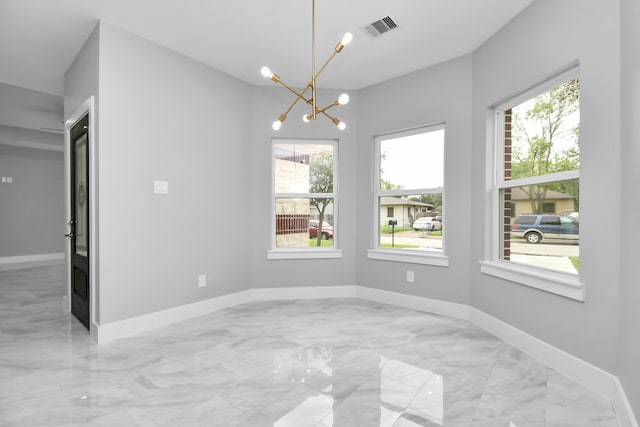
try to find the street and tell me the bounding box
[380,231,579,257]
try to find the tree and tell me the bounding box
[381,179,403,191]
[309,152,333,246]
[511,79,580,213]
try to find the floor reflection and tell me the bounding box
[0,264,620,427]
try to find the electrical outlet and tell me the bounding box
[6,177,12,183]
[406,271,415,283]
[198,274,206,288]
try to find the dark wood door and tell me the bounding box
[69,115,90,330]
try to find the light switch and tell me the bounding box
[154,180,168,194]
[1,177,5,183]
[6,177,12,183]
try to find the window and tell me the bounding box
[368,125,447,266]
[482,68,582,300]
[269,139,340,259]
[542,202,556,213]
[387,207,394,218]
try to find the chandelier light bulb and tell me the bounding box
[261,66,273,79]
[341,33,353,46]
[338,93,350,105]
[261,0,352,129]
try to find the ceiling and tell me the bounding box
[0,0,534,134]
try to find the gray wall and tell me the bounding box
[355,55,473,305]
[619,0,640,419]
[470,0,621,372]
[0,127,64,258]
[64,25,100,121]
[249,86,358,290]
[95,23,253,324]
[64,23,100,320]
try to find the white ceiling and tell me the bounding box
[0,0,534,133]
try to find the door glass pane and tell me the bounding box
[75,134,88,257]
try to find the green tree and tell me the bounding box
[511,78,580,213]
[309,152,333,246]
[381,179,403,191]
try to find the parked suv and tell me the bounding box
[512,214,579,244]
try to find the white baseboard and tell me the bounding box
[354,286,470,320]
[613,376,640,427]
[0,252,64,266]
[95,290,253,344]
[468,308,638,426]
[92,285,637,426]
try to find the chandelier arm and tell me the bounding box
[281,94,306,119]
[315,101,340,115]
[274,78,313,105]
[320,109,340,125]
[313,50,340,82]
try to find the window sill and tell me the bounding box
[267,249,343,260]
[367,249,449,267]
[479,260,584,301]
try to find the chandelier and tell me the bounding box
[260,0,352,131]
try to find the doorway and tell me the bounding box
[68,114,90,330]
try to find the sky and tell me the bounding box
[380,129,445,190]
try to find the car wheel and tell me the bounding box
[525,232,542,244]
[321,232,328,240]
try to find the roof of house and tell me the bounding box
[509,187,576,200]
[380,196,434,208]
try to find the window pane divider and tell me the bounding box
[379,188,444,197]
[274,193,335,198]
[498,169,579,189]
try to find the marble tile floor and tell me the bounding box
[0,263,620,426]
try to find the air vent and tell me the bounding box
[363,16,398,38]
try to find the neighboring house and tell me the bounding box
[275,157,310,247]
[508,187,577,218]
[380,196,433,228]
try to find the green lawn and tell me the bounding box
[380,243,420,249]
[379,225,414,234]
[309,239,334,247]
[569,256,580,271]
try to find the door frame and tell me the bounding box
[63,96,98,337]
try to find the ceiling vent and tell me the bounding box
[363,16,398,38]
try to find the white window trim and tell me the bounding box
[269,138,342,260]
[482,66,584,301]
[368,249,449,266]
[368,124,449,266]
[267,248,343,260]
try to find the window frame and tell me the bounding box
[268,138,342,260]
[367,124,449,267]
[479,67,584,301]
